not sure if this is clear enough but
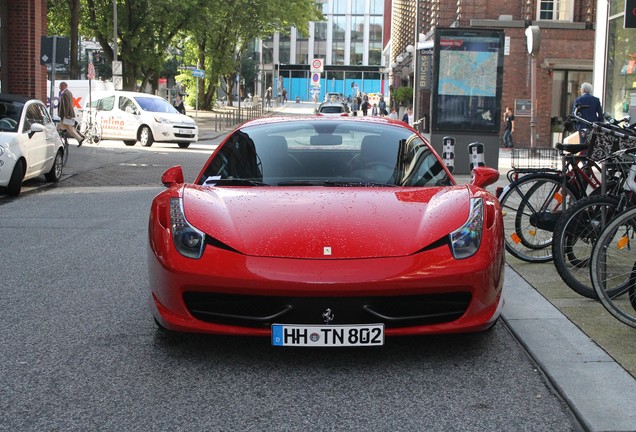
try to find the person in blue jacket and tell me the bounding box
[574,82,603,142]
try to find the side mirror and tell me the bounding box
[161,165,184,187]
[28,122,46,138]
[470,166,499,189]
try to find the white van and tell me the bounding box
[83,91,198,148]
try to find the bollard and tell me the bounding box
[296,96,300,103]
[442,136,455,173]
[468,142,485,170]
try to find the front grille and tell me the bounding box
[183,292,472,329]
[173,125,196,138]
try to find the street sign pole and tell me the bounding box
[49,36,58,116]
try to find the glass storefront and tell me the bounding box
[605,12,636,119]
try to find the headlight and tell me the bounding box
[449,198,483,259]
[154,116,172,124]
[170,197,205,259]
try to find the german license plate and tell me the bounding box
[178,128,193,135]
[271,324,384,347]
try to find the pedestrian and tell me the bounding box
[378,97,387,116]
[282,88,287,103]
[57,81,84,146]
[503,106,514,148]
[402,107,413,126]
[361,95,369,116]
[388,107,399,120]
[266,87,273,108]
[574,82,603,142]
[173,93,186,115]
[352,95,359,116]
[371,103,378,116]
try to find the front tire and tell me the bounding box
[139,126,154,147]
[45,150,64,182]
[7,159,24,196]
[177,142,191,149]
[498,173,577,263]
[552,195,622,299]
[123,140,137,146]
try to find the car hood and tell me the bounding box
[182,186,471,259]
[149,112,197,126]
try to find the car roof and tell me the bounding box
[0,94,38,104]
[240,115,408,130]
[319,101,345,107]
[90,91,164,100]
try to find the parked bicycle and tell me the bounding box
[590,185,636,328]
[498,105,632,263]
[76,108,101,145]
[552,148,636,298]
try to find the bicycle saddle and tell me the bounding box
[555,142,588,154]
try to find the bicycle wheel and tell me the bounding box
[86,122,101,144]
[552,195,622,299]
[498,173,578,262]
[590,207,636,328]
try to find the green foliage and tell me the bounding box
[47,0,323,103]
[393,87,414,106]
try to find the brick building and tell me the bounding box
[388,0,597,148]
[0,0,48,100]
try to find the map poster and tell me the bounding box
[432,29,504,133]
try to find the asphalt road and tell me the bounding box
[0,142,581,431]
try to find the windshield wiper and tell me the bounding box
[203,178,270,186]
[276,180,398,187]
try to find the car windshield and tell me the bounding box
[198,120,452,188]
[134,96,178,114]
[0,101,23,132]
[320,105,345,114]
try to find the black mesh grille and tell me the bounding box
[183,292,471,329]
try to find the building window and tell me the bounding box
[370,0,383,15]
[333,0,347,14]
[352,0,365,14]
[351,42,364,65]
[279,33,291,64]
[315,0,328,14]
[315,21,327,59]
[537,0,573,21]
[351,15,364,42]
[332,15,345,65]
[296,40,309,65]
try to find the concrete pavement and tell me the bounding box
[4,100,636,430]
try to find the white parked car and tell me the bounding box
[82,91,198,148]
[0,95,65,196]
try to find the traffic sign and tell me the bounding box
[112,61,122,75]
[40,36,70,65]
[311,72,321,88]
[310,58,324,73]
[192,69,204,77]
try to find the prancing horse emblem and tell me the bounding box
[322,308,334,324]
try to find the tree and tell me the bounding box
[48,0,322,102]
[186,0,323,108]
[47,0,81,79]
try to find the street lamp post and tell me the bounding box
[260,43,272,109]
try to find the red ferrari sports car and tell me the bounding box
[148,116,504,346]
